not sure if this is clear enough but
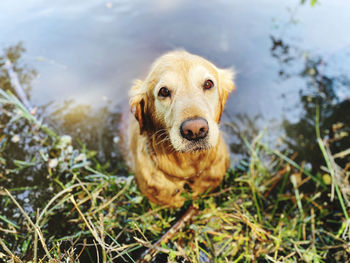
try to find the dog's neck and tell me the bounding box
[145,134,221,179]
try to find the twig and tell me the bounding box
[138,204,199,262]
[134,237,182,257]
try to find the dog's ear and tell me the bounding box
[217,68,235,122]
[129,80,147,133]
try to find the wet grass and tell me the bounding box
[1,89,350,262]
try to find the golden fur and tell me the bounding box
[121,50,235,207]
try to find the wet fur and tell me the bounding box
[121,50,235,207]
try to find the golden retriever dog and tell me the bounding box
[122,50,235,207]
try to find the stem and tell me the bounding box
[315,105,349,220]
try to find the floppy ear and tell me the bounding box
[129,80,147,133]
[217,68,235,122]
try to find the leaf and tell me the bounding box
[0,215,20,229]
[13,159,36,168]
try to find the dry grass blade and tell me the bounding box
[92,180,130,214]
[0,238,23,263]
[315,105,349,221]
[333,148,350,159]
[37,183,90,226]
[70,196,106,248]
[325,143,350,207]
[138,205,199,262]
[69,195,128,260]
[2,187,52,260]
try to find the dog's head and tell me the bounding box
[129,51,235,152]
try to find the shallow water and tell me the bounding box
[1,0,350,161]
[1,0,350,260]
[0,0,349,115]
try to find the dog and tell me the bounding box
[121,50,235,207]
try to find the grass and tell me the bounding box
[0,89,350,262]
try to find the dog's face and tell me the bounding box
[130,51,235,152]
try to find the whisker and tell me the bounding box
[155,136,171,147]
[151,128,168,138]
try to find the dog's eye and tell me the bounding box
[158,87,171,97]
[203,79,214,90]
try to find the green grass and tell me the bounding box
[0,89,350,262]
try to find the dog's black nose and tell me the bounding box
[180,117,209,141]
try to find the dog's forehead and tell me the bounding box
[188,65,217,82]
[157,71,181,86]
[152,57,218,85]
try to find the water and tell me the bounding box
[1,0,350,260]
[1,0,349,160]
[0,0,349,114]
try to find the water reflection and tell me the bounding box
[0,43,36,100]
[48,101,126,173]
[270,36,350,170]
[0,44,127,257]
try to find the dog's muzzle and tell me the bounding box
[180,117,209,141]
